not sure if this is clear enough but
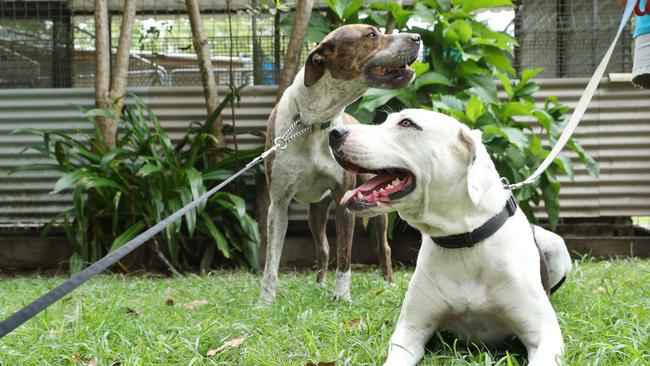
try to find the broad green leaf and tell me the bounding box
[81,177,123,192]
[528,136,543,156]
[138,164,164,177]
[179,187,197,237]
[413,72,453,90]
[483,48,516,76]
[342,0,363,19]
[109,221,145,252]
[450,20,472,43]
[496,73,513,99]
[433,94,464,111]
[541,177,561,230]
[483,125,528,149]
[52,170,94,193]
[567,140,600,177]
[186,167,206,212]
[500,127,529,149]
[411,60,430,77]
[466,95,485,123]
[99,148,123,172]
[200,212,230,258]
[502,102,532,118]
[554,155,575,181]
[460,60,489,76]
[325,0,346,20]
[358,88,402,112]
[520,68,544,84]
[10,164,65,175]
[462,0,513,13]
[514,81,540,97]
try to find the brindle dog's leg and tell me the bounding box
[332,172,356,301]
[308,196,333,284]
[372,214,394,282]
[260,197,291,303]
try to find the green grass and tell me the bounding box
[0,258,648,365]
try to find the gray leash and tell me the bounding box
[0,119,311,339]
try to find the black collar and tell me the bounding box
[311,121,331,132]
[430,193,518,249]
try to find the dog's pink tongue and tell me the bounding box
[339,173,402,206]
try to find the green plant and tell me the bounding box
[320,0,598,228]
[15,93,260,273]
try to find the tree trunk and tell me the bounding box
[273,10,281,84]
[251,0,266,85]
[186,0,225,149]
[109,0,137,115]
[276,0,314,100]
[93,0,136,149]
[94,0,112,146]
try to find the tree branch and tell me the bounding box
[109,0,137,106]
[94,0,111,145]
[276,0,314,100]
[186,0,225,149]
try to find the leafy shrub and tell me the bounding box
[16,94,260,273]
[320,0,598,228]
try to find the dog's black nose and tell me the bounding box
[329,127,349,149]
[410,34,421,43]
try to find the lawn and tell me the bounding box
[0,258,648,366]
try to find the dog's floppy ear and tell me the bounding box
[304,42,333,87]
[459,128,494,206]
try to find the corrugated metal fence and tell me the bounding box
[0,79,649,225]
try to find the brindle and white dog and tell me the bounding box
[260,25,421,302]
[329,109,572,365]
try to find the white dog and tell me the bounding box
[329,109,572,366]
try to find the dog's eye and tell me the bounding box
[368,31,377,38]
[398,118,415,128]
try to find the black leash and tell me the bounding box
[0,119,312,339]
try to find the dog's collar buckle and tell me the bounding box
[430,193,518,249]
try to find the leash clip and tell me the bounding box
[273,136,288,150]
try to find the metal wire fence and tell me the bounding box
[0,0,638,89]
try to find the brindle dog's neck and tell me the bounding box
[286,69,367,125]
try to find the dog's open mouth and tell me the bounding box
[337,159,416,211]
[366,55,418,80]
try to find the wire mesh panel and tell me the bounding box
[515,0,634,78]
[0,0,313,89]
[1,0,636,87]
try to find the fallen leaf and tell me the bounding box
[305,361,336,366]
[374,288,386,296]
[342,317,366,330]
[184,300,209,309]
[123,307,139,317]
[206,335,246,356]
[165,298,174,306]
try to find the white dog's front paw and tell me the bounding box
[332,270,352,301]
